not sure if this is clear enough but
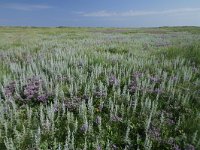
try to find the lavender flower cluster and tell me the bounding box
[166,137,195,150]
[132,71,143,78]
[128,80,138,94]
[4,76,53,105]
[80,123,88,133]
[128,72,164,95]
[95,116,101,125]
[162,111,176,126]
[110,114,122,122]
[64,97,82,111]
[4,81,16,97]
[23,77,41,99]
[109,75,119,86]
[128,71,143,94]
[22,76,52,103]
[94,89,107,98]
[149,76,162,83]
[148,125,161,142]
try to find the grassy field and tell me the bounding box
[0,26,200,150]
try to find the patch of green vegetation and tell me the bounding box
[96,47,129,54]
[160,26,200,34]
[0,63,11,83]
[156,41,200,66]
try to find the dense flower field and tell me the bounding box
[0,27,199,149]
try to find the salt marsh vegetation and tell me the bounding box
[0,27,199,149]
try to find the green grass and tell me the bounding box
[159,42,200,65]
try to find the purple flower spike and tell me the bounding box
[80,123,88,132]
[192,67,198,73]
[173,144,181,150]
[109,75,119,86]
[166,118,175,126]
[4,81,16,97]
[148,125,161,141]
[37,94,48,102]
[150,76,161,83]
[27,95,34,99]
[132,71,143,78]
[110,115,122,122]
[185,144,195,150]
[111,144,118,150]
[128,79,138,93]
[23,76,42,99]
[153,88,163,94]
[95,116,101,125]
[94,90,107,98]
[96,145,102,150]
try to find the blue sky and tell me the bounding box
[0,0,200,27]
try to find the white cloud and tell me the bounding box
[78,8,200,17]
[0,3,52,11]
